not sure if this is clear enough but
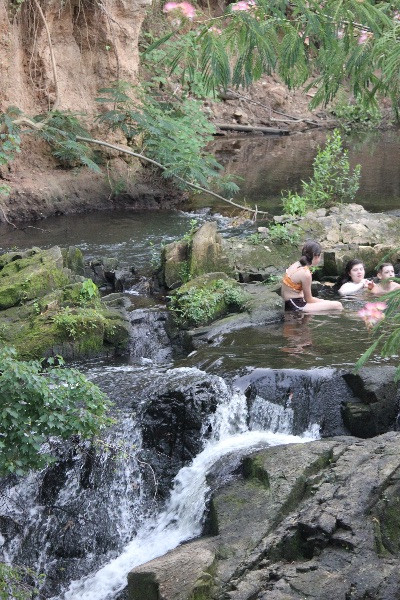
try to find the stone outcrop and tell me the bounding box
[160,222,233,290]
[140,370,228,498]
[285,204,400,275]
[128,432,400,600]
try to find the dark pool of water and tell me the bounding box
[177,297,396,374]
[185,129,400,215]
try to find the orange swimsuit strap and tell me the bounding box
[282,266,310,293]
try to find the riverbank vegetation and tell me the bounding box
[1,0,400,219]
[0,346,112,476]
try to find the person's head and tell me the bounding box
[344,259,365,283]
[377,263,395,280]
[299,240,322,266]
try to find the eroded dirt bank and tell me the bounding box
[0,0,336,224]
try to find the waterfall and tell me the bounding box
[59,385,319,600]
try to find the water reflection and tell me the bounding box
[185,128,400,215]
[281,313,313,356]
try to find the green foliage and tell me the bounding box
[96,81,227,189]
[0,346,113,476]
[331,92,383,131]
[0,562,41,600]
[0,108,100,173]
[34,110,101,171]
[267,223,298,244]
[168,279,247,325]
[281,191,307,217]
[301,130,361,208]
[145,0,400,112]
[181,218,199,243]
[247,232,265,245]
[0,107,22,165]
[79,279,99,305]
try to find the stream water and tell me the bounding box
[0,129,399,599]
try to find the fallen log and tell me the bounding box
[215,123,290,135]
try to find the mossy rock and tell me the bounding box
[0,247,70,310]
[62,246,85,276]
[0,247,130,359]
[170,273,248,327]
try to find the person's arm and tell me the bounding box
[338,281,365,296]
[302,270,321,303]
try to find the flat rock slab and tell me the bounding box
[128,432,400,600]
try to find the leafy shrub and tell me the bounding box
[267,223,298,244]
[169,279,247,326]
[0,346,112,475]
[96,81,239,193]
[79,279,99,305]
[331,93,382,131]
[281,191,307,216]
[301,129,361,208]
[0,562,41,600]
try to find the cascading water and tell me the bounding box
[56,374,319,600]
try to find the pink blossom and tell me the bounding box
[163,1,196,19]
[358,31,371,44]
[394,11,400,22]
[179,1,196,18]
[231,1,251,11]
[337,28,344,39]
[164,2,179,11]
[358,302,387,328]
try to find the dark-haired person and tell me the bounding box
[281,240,343,312]
[336,259,373,296]
[370,263,400,295]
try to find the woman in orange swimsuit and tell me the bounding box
[281,240,343,312]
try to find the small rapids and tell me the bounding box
[58,380,318,600]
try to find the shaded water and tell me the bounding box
[178,298,393,374]
[185,129,400,215]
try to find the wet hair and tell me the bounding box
[299,240,322,266]
[377,262,394,274]
[334,259,364,290]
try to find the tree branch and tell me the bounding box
[76,136,271,217]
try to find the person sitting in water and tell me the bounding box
[336,259,374,296]
[369,263,400,295]
[281,240,343,312]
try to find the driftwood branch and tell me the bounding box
[76,136,271,217]
[224,88,321,127]
[215,123,289,135]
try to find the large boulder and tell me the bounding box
[128,432,400,600]
[341,366,400,437]
[0,246,131,359]
[140,369,228,498]
[189,222,233,279]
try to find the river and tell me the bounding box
[0,129,399,599]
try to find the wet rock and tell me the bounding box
[130,432,400,600]
[244,368,353,437]
[161,239,190,289]
[128,307,173,364]
[341,366,400,438]
[188,282,283,346]
[140,370,227,497]
[128,539,217,600]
